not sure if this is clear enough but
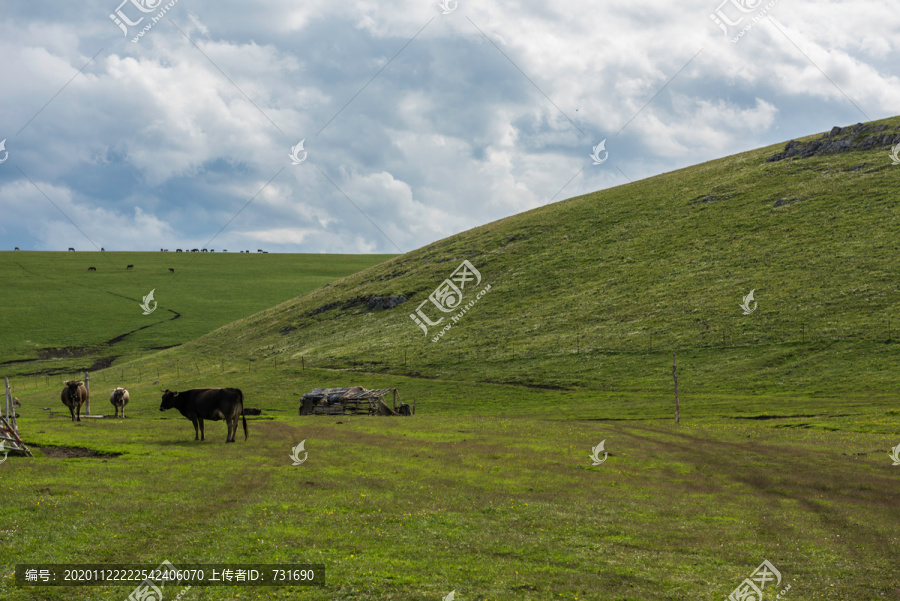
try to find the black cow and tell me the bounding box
[160,388,248,442]
[14,247,19,251]
[168,268,175,273]
[88,266,96,271]
[68,248,75,252]
[126,264,134,269]
[176,249,183,252]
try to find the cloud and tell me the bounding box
[1,0,898,253]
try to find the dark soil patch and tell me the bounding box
[32,446,122,458]
[37,347,92,360]
[89,355,119,371]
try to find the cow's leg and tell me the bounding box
[115,406,119,418]
[191,418,200,441]
[226,418,235,442]
[199,418,205,441]
[75,404,81,422]
[69,405,75,422]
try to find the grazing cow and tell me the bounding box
[223,249,227,252]
[68,248,75,252]
[176,249,183,252]
[110,387,129,418]
[88,266,96,271]
[168,268,175,273]
[14,247,19,251]
[257,249,263,253]
[191,249,199,253]
[160,388,247,442]
[13,397,21,406]
[60,380,88,422]
[101,247,105,251]
[126,264,134,270]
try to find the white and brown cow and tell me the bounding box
[110,387,129,418]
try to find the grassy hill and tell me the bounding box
[156,116,900,397]
[0,251,393,377]
[4,118,900,601]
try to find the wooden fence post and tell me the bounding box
[84,371,91,416]
[5,376,12,430]
[672,352,679,425]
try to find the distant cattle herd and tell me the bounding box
[20,248,266,253]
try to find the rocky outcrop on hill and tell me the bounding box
[766,122,900,162]
[308,294,408,316]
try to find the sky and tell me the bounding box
[0,0,898,254]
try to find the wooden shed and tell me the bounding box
[299,387,413,416]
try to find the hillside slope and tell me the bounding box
[164,117,900,395]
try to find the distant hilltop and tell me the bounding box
[767,122,900,162]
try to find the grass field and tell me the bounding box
[0,251,392,377]
[3,364,899,600]
[3,118,900,600]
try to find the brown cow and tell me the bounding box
[60,380,88,422]
[110,387,129,418]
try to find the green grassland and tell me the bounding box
[3,118,900,600]
[2,364,899,600]
[0,251,393,376]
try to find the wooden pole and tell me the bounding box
[5,377,11,429]
[672,352,679,425]
[84,372,91,416]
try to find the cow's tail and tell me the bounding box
[240,390,248,441]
